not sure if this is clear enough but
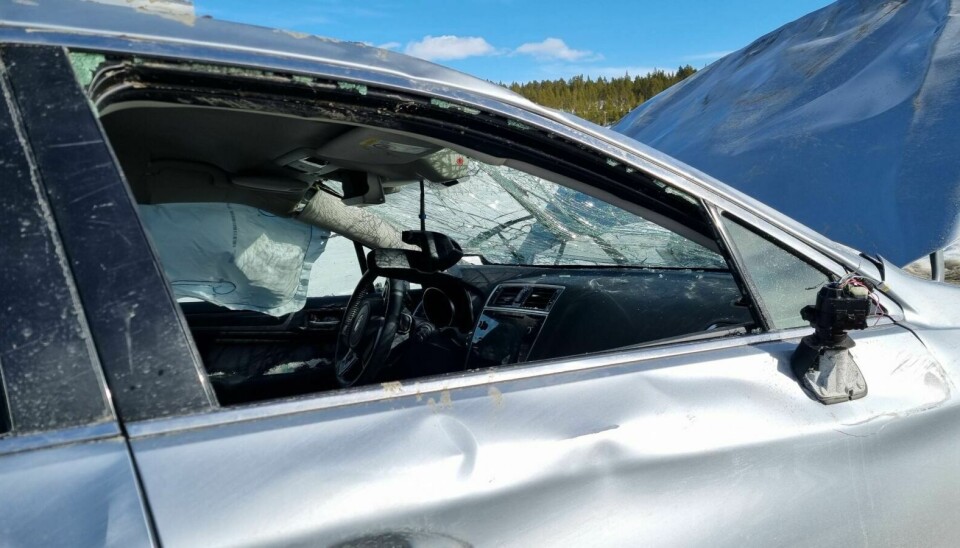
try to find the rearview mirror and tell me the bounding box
[367,231,463,275]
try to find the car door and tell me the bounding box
[0,48,154,547]
[17,45,960,547]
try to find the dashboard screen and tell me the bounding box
[467,310,546,368]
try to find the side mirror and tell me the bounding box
[791,282,870,404]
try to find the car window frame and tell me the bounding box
[0,46,120,451]
[715,210,835,331]
[2,44,217,424]
[25,41,895,428]
[713,207,847,280]
[709,205,844,332]
[709,203,902,327]
[127,198,889,439]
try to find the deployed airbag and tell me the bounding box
[141,203,329,316]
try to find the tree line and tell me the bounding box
[505,65,697,126]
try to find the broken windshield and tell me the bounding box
[366,161,725,269]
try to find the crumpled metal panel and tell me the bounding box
[130,326,960,546]
[615,0,960,266]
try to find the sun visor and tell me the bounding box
[415,149,470,184]
[316,128,470,184]
[140,203,329,316]
[317,127,441,165]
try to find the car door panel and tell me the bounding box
[11,39,955,547]
[127,324,959,546]
[0,432,154,547]
[184,295,352,404]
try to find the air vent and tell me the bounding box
[491,285,524,307]
[489,284,562,311]
[522,287,561,311]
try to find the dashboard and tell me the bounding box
[467,284,563,368]
[416,265,753,370]
[179,262,753,402]
[179,261,755,405]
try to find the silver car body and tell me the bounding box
[2,1,960,546]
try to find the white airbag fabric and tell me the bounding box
[141,203,329,316]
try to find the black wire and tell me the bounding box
[419,179,426,232]
[353,241,368,273]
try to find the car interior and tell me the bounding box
[83,53,758,406]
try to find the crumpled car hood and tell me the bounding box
[614,0,960,266]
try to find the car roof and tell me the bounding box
[0,0,870,273]
[0,0,532,108]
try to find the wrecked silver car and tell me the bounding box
[1,1,960,546]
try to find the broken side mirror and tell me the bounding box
[791,281,870,404]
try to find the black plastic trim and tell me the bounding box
[0,49,116,435]
[2,45,215,422]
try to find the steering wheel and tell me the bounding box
[335,270,408,387]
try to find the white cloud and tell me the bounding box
[683,51,733,62]
[404,35,496,61]
[377,41,401,50]
[515,38,599,62]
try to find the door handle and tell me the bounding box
[304,310,342,330]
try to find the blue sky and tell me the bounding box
[194,0,834,83]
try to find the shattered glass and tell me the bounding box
[367,162,725,268]
[721,216,830,329]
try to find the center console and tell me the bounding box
[466,284,563,368]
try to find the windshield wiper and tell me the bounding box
[484,168,628,265]
[590,235,629,265]
[466,214,534,247]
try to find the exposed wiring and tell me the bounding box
[838,273,888,324]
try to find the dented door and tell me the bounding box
[125,324,960,546]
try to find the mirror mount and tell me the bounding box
[367,231,463,277]
[340,171,386,207]
[791,282,871,404]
